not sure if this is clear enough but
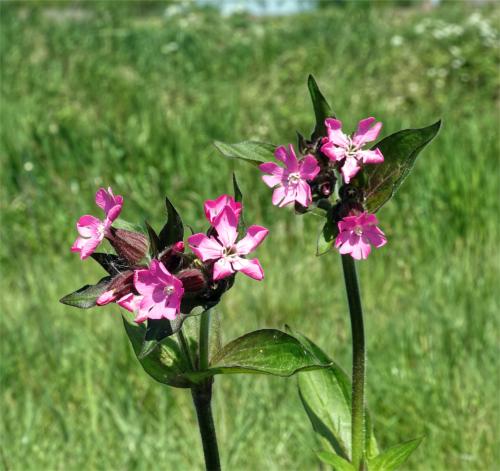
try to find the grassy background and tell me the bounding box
[1,2,499,470]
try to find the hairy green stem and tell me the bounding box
[192,381,220,471]
[198,309,211,370]
[341,254,366,470]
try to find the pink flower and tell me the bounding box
[259,144,320,208]
[188,206,268,281]
[321,117,384,184]
[133,260,184,323]
[71,187,123,259]
[335,212,387,260]
[117,292,144,316]
[204,194,242,224]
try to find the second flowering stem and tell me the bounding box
[341,254,366,470]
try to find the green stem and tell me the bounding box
[192,382,221,471]
[341,254,366,471]
[198,309,211,370]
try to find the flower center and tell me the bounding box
[223,246,237,259]
[164,285,175,295]
[354,225,363,236]
[287,172,301,185]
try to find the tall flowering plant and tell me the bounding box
[215,76,440,471]
[60,178,331,470]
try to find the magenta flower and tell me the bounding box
[259,144,320,208]
[71,187,123,259]
[117,293,144,317]
[188,206,268,281]
[321,117,384,184]
[204,194,242,224]
[335,212,387,260]
[132,260,184,323]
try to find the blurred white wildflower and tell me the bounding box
[23,161,34,172]
[451,58,465,69]
[390,35,404,47]
[70,181,79,194]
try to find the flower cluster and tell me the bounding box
[259,117,387,260]
[71,189,268,323]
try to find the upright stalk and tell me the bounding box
[341,255,366,471]
[189,309,220,471]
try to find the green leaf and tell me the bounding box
[317,450,355,471]
[59,276,112,309]
[308,74,334,141]
[122,316,194,388]
[187,329,331,381]
[90,253,127,276]
[368,437,423,471]
[214,140,276,166]
[141,315,190,358]
[144,221,161,258]
[362,120,441,213]
[317,216,338,256]
[232,172,243,203]
[158,197,184,251]
[292,330,378,461]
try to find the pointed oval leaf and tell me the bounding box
[122,316,194,388]
[292,329,378,461]
[140,315,191,358]
[308,74,335,141]
[158,197,184,251]
[361,121,441,212]
[59,276,112,309]
[317,450,355,471]
[145,221,161,258]
[214,140,276,166]
[368,437,423,471]
[189,329,331,379]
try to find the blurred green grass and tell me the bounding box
[1,2,499,470]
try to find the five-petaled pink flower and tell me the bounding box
[321,117,384,184]
[204,194,242,224]
[335,212,387,260]
[133,260,184,323]
[71,187,123,259]
[188,206,268,281]
[259,144,320,208]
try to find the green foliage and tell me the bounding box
[158,197,184,252]
[214,141,276,166]
[294,331,378,460]
[205,329,331,377]
[360,121,442,213]
[59,276,111,309]
[368,437,424,471]
[308,74,335,140]
[123,316,193,388]
[317,450,355,471]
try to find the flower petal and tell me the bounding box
[259,162,285,188]
[352,118,382,147]
[213,258,234,280]
[213,207,239,247]
[299,155,320,180]
[188,234,223,261]
[295,180,312,208]
[235,225,269,255]
[204,194,242,224]
[320,141,347,162]
[325,118,349,148]
[358,148,384,164]
[76,215,102,238]
[232,257,264,280]
[134,268,159,297]
[341,156,361,184]
[284,144,299,173]
[95,187,123,220]
[271,185,286,206]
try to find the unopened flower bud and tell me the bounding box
[159,241,185,272]
[177,268,207,294]
[96,270,135,305]
[106,228,149,265]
